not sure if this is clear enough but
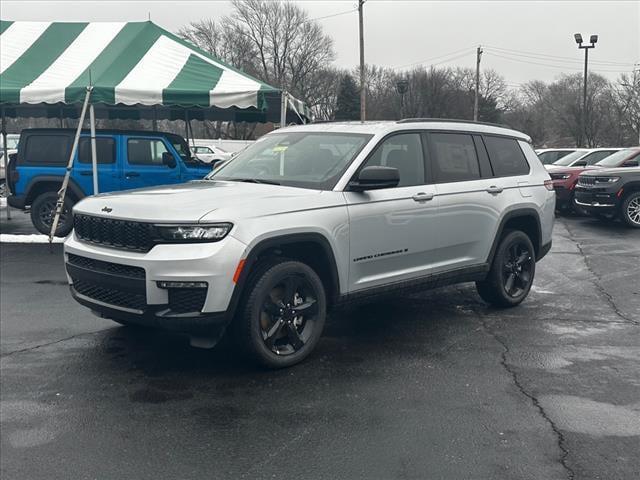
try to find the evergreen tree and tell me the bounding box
[334,74,360,120]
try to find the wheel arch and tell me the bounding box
[24,176,85,206]
[487,208,543,264]
[228,232,341,319]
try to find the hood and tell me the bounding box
[73,180,333,222]
[546,165,599,174]
[580,166,640,177]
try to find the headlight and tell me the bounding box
[550,173,571,180]
[594,176,620,184]
[155,223,233,242]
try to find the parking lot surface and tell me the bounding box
[1,215,639,480]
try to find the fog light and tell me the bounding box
[157,281,208,289]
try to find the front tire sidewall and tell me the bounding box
[241,260,327,368]
[621,192,640,229]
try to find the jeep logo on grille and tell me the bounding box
[101,206,113,213]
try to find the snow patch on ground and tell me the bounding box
[0,234,63,244]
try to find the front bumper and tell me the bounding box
[64,232,247,334]
[574,189,619,212]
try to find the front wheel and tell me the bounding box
[234,259,327,368]
[476,230,536,307]
[30,191,74,236]
[621,192,640,228]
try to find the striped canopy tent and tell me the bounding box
[0,20,312,123]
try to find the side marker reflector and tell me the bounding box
[233,259,246,284]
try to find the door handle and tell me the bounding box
[125,172,140,178]
[486,186,503,194]
[412,192,434,202]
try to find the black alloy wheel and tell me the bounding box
[501,242,534,299]
[30,191,74,236]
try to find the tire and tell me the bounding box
[476,230,536,308]
[621,191,640,228]
[30,191,74,236]
[234,258,327,368]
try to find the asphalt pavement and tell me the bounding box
[1,215,638,480]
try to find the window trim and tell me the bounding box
[347,130,429,190]
[426,131,483,184]
[481,134,531,178]
[126,136,175,167]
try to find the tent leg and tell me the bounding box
[89,104,98,195]
[49,87,92,245]
[1,109,12,221]
[280,91,288,128]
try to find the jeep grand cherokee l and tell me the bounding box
[64,120,555,368]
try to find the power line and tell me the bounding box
[484,51,635,73]
[305,8,358,23]
[484,44,635,67]
[394,46,476,69]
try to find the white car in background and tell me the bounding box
[535,148,580,165]
[192,145,233,166]
[545,147,623,170]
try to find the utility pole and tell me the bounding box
[574,33,597,147]
[473,45,483,121]
[358,0,366,122]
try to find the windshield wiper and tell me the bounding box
[230,178,280,185]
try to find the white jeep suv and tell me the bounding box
[64,120,555,368]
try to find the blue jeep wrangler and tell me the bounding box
[7,129,212,235]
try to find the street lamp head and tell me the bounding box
[574,33,583,44]
[590,34,598,44]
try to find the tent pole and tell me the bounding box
[89,104,98,195]
[1,108,12,220]
[49,87,92,245]
[280,91,288,128]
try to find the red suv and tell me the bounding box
[547,148,640,211]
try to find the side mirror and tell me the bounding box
[623,159,638,167]
[162,151,177,168]
[574,161,586,167]
[349,166,400,191]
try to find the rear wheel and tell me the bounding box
[30,191,74,236]
[234,259,326,368]
[621,192,640,228]
[476,230,536,307]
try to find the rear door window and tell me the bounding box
[78,137,116,164]
[429,133,480,183]
[484,136,530,176]
[23,135,70,165]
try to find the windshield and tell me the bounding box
[595,148,637,167]
[210,132,372,189]
[553,150,588,166]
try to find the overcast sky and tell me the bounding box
[2,0,639,86]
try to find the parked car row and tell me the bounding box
[537,147,639,217]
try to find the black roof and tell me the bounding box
[20,128,185,141]
[397,118,511,129]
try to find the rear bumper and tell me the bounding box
[7,195,25,209]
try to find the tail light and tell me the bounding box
[544,179,554,191]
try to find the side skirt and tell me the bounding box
[335,263,490,308]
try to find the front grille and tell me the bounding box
[74,214,156,252]
[73,279,146,311]
[67,254,145,279]
[578,176,596,187]
[168,288,207,313]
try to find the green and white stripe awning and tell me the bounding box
[0,20,309,120]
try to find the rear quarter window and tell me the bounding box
[484,136,530,176]
[22,135,70,165]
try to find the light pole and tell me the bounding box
[574,33,597,147]
[396,79,409,119]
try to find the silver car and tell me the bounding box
[64,120,555,368]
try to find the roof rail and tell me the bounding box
[397,118,511,129]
